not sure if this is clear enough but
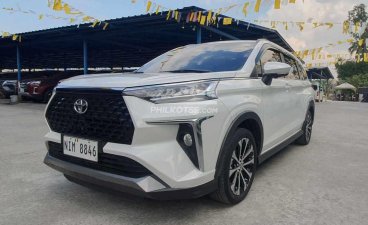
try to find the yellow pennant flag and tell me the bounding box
[354,22,360,33]
[207,10,213,25]
[342,20,350,34]
[311,49,316,60]
[146,1,152,12]
[90,20,99,28]
[254,0,262,13]
[274,0,281,9]
[63,3,71,14]
[296,22,305,31]
[103,22,109,30]
[1,32,11,37]
[242,2,250,16]
[346,38,354,43]
[166,10,171,20]
[189,12,194,21]
[155,5,160,14]
[82,16,93,22]
[271,21,276,29]
[302,50,309,59]
[12,35,18,41]
[364,53,368,62]
[200,15,206,25]
[53,0,63,11]
[358,39,364,46]
[325,22,333,29]
[223,18,232,25]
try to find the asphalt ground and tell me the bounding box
[1,100,368,225]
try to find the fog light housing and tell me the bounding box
[183,133,193,147]
[176,124,199,168]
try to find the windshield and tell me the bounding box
[136,42,255,73]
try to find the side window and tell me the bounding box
[256,49,283,77]
[283,55,299,80]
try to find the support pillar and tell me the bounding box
[83,40,88,75]
[16,45,21,81]
[196,26,202,44]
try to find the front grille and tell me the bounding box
[45,89,134,145]
[48,142,152,178]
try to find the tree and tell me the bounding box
[335,61,368,80]
[347,4,368,57]
[346,73,368,88]
[335,4,368,88]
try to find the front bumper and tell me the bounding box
[44,153,216,200]
[44,91,230,197]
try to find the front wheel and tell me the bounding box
[211,128,257,204]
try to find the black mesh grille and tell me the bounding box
[48,142,152,178]
[45,89,134,145]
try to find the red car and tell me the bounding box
[23,73,77,102]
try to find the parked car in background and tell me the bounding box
[312,82,324,102]
[21,70,117,103]
[0,80,17,98]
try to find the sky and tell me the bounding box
[0,0,367,77]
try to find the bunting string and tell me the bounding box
[48,0,109,30]
[0,30,22,42]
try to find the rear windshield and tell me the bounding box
[136,42,255,73]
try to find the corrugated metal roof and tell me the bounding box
[0,6,293,70]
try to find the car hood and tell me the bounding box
[57,72,237,89]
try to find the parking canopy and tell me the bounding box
[0,6,293,71]
[335,82,357,92]
[307,67,334,80]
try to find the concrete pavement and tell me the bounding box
[1,100,368,225]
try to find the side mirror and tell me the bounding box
[262,62,292,85]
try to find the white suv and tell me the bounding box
[44,40,314,204]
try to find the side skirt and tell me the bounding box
[258,130,303,164]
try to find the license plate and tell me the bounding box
[63,136,98,162]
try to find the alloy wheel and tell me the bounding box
[229,138,255,196]
[305,113,313,142]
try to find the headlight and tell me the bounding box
[123,80,219,103]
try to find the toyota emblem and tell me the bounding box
[74,99,88,114]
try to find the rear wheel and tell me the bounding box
[211,128,257,204]
[295,110,313,145]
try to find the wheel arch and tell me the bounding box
[308,100,315,123]
[215,111,263,177]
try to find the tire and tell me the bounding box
[43,89,53,103]
[210,128,257,204]
[295,110,313,145]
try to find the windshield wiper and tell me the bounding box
[162,69,211,73]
